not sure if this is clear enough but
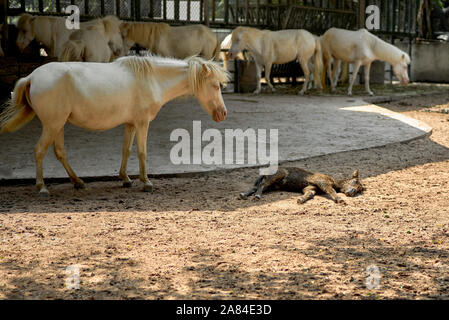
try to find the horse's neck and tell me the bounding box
[244,29,263,56]
[155,65,190,105]
[371,36,402,65]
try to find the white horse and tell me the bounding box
[58,16,124,62]
[220,33,248,70]
[321,28,410,96]
[120,22,221,61]
[16,14,123,60]
[0,56,229,195]
[227,26,322,95]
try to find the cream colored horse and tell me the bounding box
[321,28,410,96]
[220,33,248,70]
[0,56,229,195]
[227,26,322,95]
[16,14,122,60]
[120,22,221,61]
[58,16,123,62]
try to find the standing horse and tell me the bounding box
[16,14,123,60]
[220,33,248,70]
[0,56,229,195]
[227,26,322,95]
[321,28,410,96]
[58,16,124,62]
[120,22,221,61]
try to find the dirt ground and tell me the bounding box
[0,89,449,300]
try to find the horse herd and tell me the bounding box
[0,13,411,196]
[6,13,411,97]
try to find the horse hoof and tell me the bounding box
[239,193,248,200]
[74,182,86,190]
[39,188,50,197]
[369,92,374,96]
[143,184,153,193]
[298,91,305,96]
[254,195,262,200]
[123,181,133,188]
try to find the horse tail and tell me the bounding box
[59,40,85,62]
[212,33,221,61]
[0,77,35,134]
[314,36,323,90]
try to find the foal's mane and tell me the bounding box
[116,55,230,94]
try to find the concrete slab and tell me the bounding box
[0,94,432,182]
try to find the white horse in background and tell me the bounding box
[16,14,123,60]
[0,56,229,195]
[220,33,248,70]
[0,23,4,57]
[227,26,322,95]
[58,15,124,62]
[321,28,410,96]
[120,22,221,61]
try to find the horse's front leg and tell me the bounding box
[264,62,275,93]
[252,62,262,95]
[364,62,374,96]
[348,60,362,96]
[119,124,136,188]
[331,59,341,90]
[298,57,311,95]
[135,122,153,192]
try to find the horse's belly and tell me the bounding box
[67,103,131,131]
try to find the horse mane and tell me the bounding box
[187,56,230,95]
[116,55,230,94]
[124,22,170,49]
[116,55,155,79]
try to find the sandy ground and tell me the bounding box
[0,91,449,300]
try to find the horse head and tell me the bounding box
[339,170,365,197]
[16,13,36,52]
[226,27,247,60]
[187,57,230,122]
[393,53,410,85]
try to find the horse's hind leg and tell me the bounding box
[135,122,153,192]
[297,185,317,204]
[34,126,59,195]
[119,124,136,188]
[53,128,85,189]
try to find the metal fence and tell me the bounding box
[2,1,420,36]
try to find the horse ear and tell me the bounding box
[352,170,359,179]
[202,64,212,77]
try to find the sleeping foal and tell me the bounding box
[239,167,364,204]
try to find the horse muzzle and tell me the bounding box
[213,108,227,122]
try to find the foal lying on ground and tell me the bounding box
[240,167,364,204]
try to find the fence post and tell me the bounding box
[359,0,365,29]
[204,0,209,26]
[0,0,7,54]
